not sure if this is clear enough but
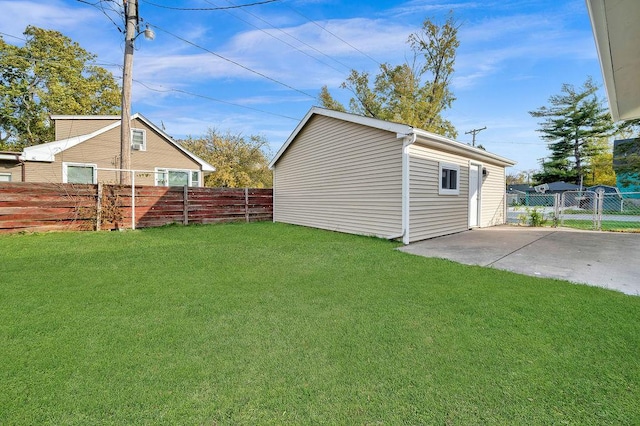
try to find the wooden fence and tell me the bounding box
[0,182,272,233]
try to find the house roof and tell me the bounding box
[270,107,516,169]
[23,113,215,171]
[586,0,640,121]
[547,181,580,191]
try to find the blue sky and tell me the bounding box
[1,0,605,173]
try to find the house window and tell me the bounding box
[63,162,97,184]
[131,128,146,151]
[439,162,459,195]
[155,168,200,187]
[0,173,11,182]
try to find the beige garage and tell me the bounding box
[269,107,516,244]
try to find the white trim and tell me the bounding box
[400,133,416,244]
[154,167,201,187]
[27,113,215,171]
[439,162,460,195]
[468,161,483,228]
[131,128,146,151]
[63,162,97,184]
[0,172,12,182]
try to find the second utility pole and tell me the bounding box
[465,126,486,147]
[120,0,137,185]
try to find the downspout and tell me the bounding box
[17,154,25,182]
[386,132,417,243]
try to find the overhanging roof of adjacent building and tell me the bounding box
[586,0,640,121]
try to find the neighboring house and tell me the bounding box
[0,113,214,186]
[269,107,516,244]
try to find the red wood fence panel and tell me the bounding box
[0,183,273,233]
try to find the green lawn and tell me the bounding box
[1,223,639,424]
[562,219,640,232]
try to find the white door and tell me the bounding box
[469,164,481,227]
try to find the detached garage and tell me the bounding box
[270,107,516,244]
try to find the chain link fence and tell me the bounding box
[507,190,640,232]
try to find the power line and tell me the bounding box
[211,0,352,73]
[148,23,316,99]
[132,79,300,121]
[139,0,278,11]
[282,3,382,67]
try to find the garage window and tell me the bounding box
[439,162,459,195]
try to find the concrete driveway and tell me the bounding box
[399,226,640,295]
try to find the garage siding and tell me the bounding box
[273,115,403,238]
[408,144,470,242]
[480,163,507,227]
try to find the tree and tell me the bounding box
[0,26,121,150]
[506,169,536,185]
[529,77,614,185]
[319,13,459,138]
[583,137,616,186]
[179,129,272,188]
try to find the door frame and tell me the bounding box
[468,161,483,228]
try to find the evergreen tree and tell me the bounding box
[529,77,614,185]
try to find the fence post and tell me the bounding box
[244,188,250,223]
[96,182,103,231]
[596,189,604,231]
[554,193,560,227]
[183,185,189,225]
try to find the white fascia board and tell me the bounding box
[23,121,121,162]
[413,129,516,167]
[586,0,640,121]
[50,115,120,120]
[586,0,620,121]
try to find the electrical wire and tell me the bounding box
[210,0,352,73]
[282,2,382,67]
[132,79,300,121]
[139,0,278,11]
[148,23,316,99]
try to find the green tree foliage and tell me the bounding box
[530,77,614,185]
[583,138,616,186]
[0,26,121,150]
[179,129,272,188]
[319,13,459,138]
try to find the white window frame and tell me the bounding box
[63,162,98,184]
[0,173,11,182]
[155,168,201,187]
[131,128,146,151]
[439,162,460,195]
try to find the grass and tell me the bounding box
[562,219,640,232]
[1,222,639,424]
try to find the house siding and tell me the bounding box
[24,118,203,185]
[0,161,22,182]
[480,163,507,227]
[273,115,403,238]
[54,118,119,141]
[408,144,470,242]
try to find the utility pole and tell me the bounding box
[120,0,137,185]
[465,126,486,147]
